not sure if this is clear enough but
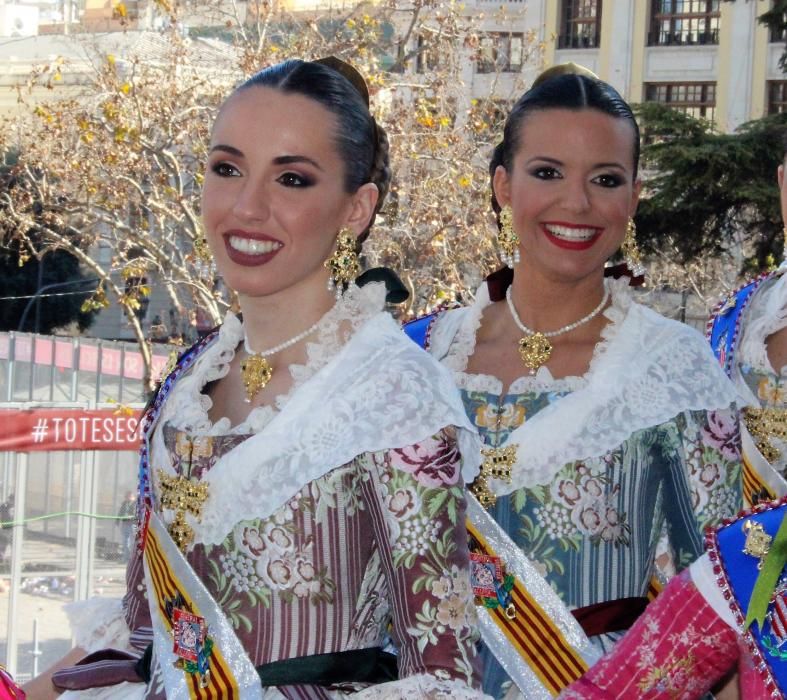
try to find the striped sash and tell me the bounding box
[143,511,262,699]
[466,496,600,698]
[741,424,787,507]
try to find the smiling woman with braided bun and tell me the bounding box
[23,58,486,700]
[406,63,744,698]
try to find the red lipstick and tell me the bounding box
[540,222,603,251]
[222,230,283,267]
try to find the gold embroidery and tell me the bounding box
[743,406,787,465]
[470,445,516,508]
[158,470,210,552]
[742,519,772,570]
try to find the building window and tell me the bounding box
[558,0,602,49]
[768,0,787,43]
[476,33,524,74]
[768,81,787,114]
[648,1,720,46]
[645,81,717,120]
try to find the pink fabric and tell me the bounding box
[0,668,25,700]
[559,571,740,699]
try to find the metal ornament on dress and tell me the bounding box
[505,284,610,374]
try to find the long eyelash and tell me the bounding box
[210,162,236,175]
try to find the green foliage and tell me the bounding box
[0,246,98,333]
[0,152,98,333]
[635,103,787,271]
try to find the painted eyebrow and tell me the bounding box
[525,156,627,170]
[208,147,323,172]
[273,155,323,171]
[209,144,243,157]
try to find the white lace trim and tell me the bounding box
[432,278,628,395]
[165,284,385,436]
[149,285,482,548]
[354,674,490,699]
[431,279,738,491]
[64,597,131,653]
[738,270,787,375]
[453,370,584,396]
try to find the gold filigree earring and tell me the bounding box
[325,227,360,299]
[622,218,645,277]
[498,206,520,268]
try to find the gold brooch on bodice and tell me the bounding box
[742,519,773,570]
[470,445,517,508]
[158,470,210,552]
[505,285,610,373]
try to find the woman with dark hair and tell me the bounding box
[559,125,787,700]
[407,64,742,698]
[24,58,484,700]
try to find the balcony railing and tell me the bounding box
[647,28,719,46]
[557,33,601,50]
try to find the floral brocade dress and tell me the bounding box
[121,425,479,699]
[62,286,485,700]
[425,278,743,699]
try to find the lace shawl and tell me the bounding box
[733,270,787,406]
[151,284,481,547]
[430,278,739,492]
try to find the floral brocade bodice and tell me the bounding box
[123,421,481,699]
[462,388,567,448]
[460,382,741,610]
[739,364,787,411]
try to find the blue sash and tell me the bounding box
[403,313,439,350]
[710,499,787,695]
[708,273,775,377]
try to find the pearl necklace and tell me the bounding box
[240,313,328,403]
[505,283,610,373]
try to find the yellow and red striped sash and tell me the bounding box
[145,517,239,699]
[741,424,787,508]
[465,507,597,698]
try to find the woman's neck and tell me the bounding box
[507,268,607,333]
[238,282,336,353]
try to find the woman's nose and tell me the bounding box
[561,178,592,214]
[231,181,270,222]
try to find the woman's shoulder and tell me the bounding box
[628,297,712,349]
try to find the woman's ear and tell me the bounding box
[345,183,379,236]
[492,165,511,209]
[630,178,643,217]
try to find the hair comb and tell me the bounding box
[532,62,599,89]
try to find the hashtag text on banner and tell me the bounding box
[0,408,142,451]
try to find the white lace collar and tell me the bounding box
[434,278,630,395]
[431,278,738,491]
[149,283,482,548]
[737,269,787,381]
[162,283,385,436]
